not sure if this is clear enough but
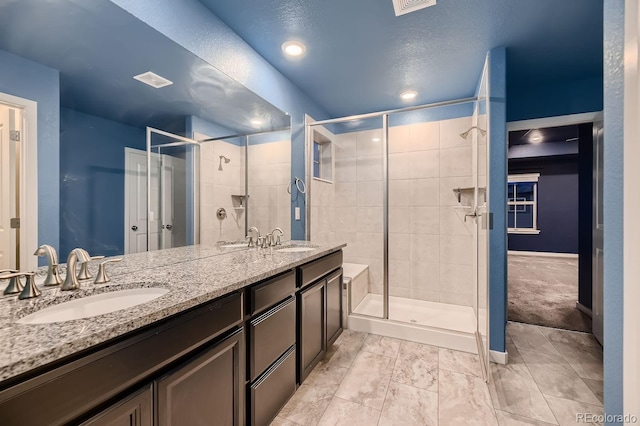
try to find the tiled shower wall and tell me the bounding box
[247,140,291,240]
[199,140,246,244]
[315,116,477,307]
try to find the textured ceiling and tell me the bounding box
[199,0,603,117]
[0,0,290,133]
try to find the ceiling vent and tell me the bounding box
[133,71,173,89]
[392,0,436,16]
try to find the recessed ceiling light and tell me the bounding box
[133,71,173,89]
[400,90,418,100]
[529,130,543,143]
[282,41,306,57]
[250,119,263,126]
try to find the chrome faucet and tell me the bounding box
[61,248,91,291]
[270,227,284,246]
[247,226,260,247]
[34,244,63,286]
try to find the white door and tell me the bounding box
[0,104,17,270]
[592,122,604,345]
[124,148,161,254]
[160,155,187,249]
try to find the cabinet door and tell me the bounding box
[298,280,326,382]
[326,270,343,346]
[156,328,244,426]
[81,385,152,426]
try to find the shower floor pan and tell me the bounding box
[349,293,479,354]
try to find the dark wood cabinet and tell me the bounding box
[156,329,244,426]
[326,270,343,346]
[299,280,326,382]
[81,385,152,426]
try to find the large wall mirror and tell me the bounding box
[0,0,291,270]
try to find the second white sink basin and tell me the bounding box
[17,288,169,324]
[277,247,316,253]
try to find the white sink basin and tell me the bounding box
[220,243,248,248]
[277,247,316,253]
[17,288,169,324]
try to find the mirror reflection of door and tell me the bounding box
[592,122,604,345]
[0,102,19,270]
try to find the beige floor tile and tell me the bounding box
[538,328,603,381]
[439,369,498,426]
[489,363,557,424]
[439,347,483,378]
[581,379,603,404]
[379,381,438,426]
[322,342,361,370]
[496,410,558,425]
[270,416,300,426]
[360,333,402,358]
[334,329,368,350]
[278,384,334,426]
[506,335,525,365]
[304,360,349,388]
[334,350,394,410]
[544,394,603,426]
[391,340,439,391]
[317,397,381,426]
[507,322,561,356]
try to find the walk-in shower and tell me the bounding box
[306,63,490,379]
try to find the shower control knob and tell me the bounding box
[131,225,138,231]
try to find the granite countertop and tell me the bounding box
[0,240,345,383]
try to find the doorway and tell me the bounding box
[506,115,602,338]
[0,93,37,271]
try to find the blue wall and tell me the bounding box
[603,0,624,421]
[0,49,60,258]
[60,108,145,256]
[488,47,508,354]
[110,0,331,240]
[507,76,603,122]
[508,158,579,254]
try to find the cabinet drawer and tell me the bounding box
[248,270,296,316]
[248,296,296,381]
[249,346,296,426]
[298,251,342,289]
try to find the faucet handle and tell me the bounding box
[77,255,105,280]
[1,270,23,295]
[94,258,122,284]
[18,273,40,300]
[245,235,255,247]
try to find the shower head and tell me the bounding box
[218,155,231,170]
[459,126,487,139]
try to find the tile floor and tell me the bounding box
[272,322,604,426]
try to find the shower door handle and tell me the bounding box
[464,209,478,222]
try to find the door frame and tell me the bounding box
[0,92,38,271]
[623,0,640,415]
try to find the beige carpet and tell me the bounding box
[508,255,591,333]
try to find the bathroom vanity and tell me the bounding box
[0,242,344,426]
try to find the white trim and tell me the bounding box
[576,302,593,318]
[490,350,508,365]
[624,0,640,417]
[0,93,38,271]
[508,173,540,183]
[508,250,578,258]
[507,112,604,133]
[508,229,541,235]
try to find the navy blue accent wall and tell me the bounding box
[508,157,579,254]
[60,108,145,256]
[0,49,60,259]
[507,76,603,122]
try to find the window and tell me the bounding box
[312,130,332,181]
[508,173,540,234]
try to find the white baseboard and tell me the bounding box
[490,350,508,365]
[508,250,579,259]
[576,302,593,318]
